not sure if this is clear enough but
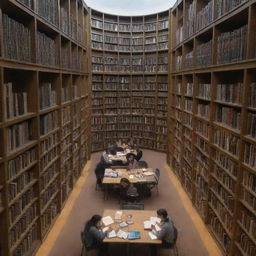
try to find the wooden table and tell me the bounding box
[103,209,161,245]
[102,168,156,199]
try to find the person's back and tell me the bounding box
[94,162,106,187]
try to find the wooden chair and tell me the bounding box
[158,245,179,256]
[148,168,160,196]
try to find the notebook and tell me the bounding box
[128,231,140,240]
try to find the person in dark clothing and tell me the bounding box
[94,160,108,188]
[150,208,177,256]
[135,146,143,161]
[83,215,109,256]
[120,177,139,202]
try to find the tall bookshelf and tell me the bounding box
[168,0,256,255]
[90,9,170,152]
[0,1,91,256]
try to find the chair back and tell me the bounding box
[138,160,148,168]
[155,168,160,181]
[121,202,144,210]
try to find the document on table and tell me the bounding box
[102,216,114,226]
[115,210,123,221]
[143,171,155,176]
[117,230,128,239]
[107,230,117,238]
[150,217,161,225]
[148,231,158,240]
[144,220,152,230]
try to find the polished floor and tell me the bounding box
[36,150,222,256]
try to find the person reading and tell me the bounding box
[150,208,178,256]
[126,153,138,169]
[120,177,139,202]
[83,215,110,256]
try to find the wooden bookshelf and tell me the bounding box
[0,0,91,256]
[168,0,256,255]
[90,9,170,152]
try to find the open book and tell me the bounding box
[102,216,114,226]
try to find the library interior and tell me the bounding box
[0,0,256,256]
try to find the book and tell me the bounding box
[128,231,140,239]
[102,216,114,226]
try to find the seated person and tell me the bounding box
[150,208,177,256]
[83,215,110,256]
[120,178,139,202]
[135,146,143,161]
[94,160,108,188]
[126,153,138,169]
[127,138,135,148]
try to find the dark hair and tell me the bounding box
[120,177,130,185]
[84,215,102,232]
[157,208,168,219]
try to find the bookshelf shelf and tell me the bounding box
[168,1,256,255]
[0,1,91,255]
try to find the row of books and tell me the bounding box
[238,230,256,256]
[12,225,37,256]
[212,164,236,193]
[214,128,240,156]
[239,207,256,240]
[40,133,58,155]
[39,82,56,110]
[40,111,58,136]
[3,14,32,62]
[41,199,58,235]
[17,0,33,9]
[92,43,168,51]
[209,190,233,230]
[92,20,169,31]
[243,169,256,194]
[40,147,58,171]
[196,136,209,154]
[8,170,34,202]
[215,0,248,19]
[244,142,256,169]
[213,148,238,177]
[216,83,242,104]
[7,148,36,181]
[7,121,32,152]
[5,83,28,120]
[60,7,69,34]
[217,25,247,64]
[37,31,58,67]
[249,83,256,108]
[209,210,232,253]
[40,163,58,190]
[37,0,58,25]
[247,112,256,138]
[40,179,58,208]
[216,105,241,130]
[196,40,212,67]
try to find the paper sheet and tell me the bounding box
[148,231,158,240]
[102,216,114,226]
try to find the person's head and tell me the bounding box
[85,214,102,231]
[157,208,168,221]
[127,153,135,162]
[120,178,130,188]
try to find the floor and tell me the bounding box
[36,150,222,256]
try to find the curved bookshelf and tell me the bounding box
[90,8,170,152]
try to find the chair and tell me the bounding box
[137,160,148,168]
[121,202,144,210]
[159,225,179,256]
[80,231,99,256]
[148,168,160,196]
